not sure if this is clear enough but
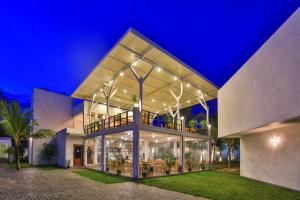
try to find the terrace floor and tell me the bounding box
[0,163,206,200]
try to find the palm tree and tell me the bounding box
[0,99,54,170]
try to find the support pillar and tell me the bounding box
[94,138,99,168]
[132,107,140,179]
[83,139,88,167]
[180,135,185,173]
[101,135,105,172]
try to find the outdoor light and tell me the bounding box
[134,103,139,107]
[157,67,161,72]
[208,124,212,129]
[181,116,184,120]
[123,90,127,93]
[186,83,191,87]
[120,72,124,76]
[271,136,280,146]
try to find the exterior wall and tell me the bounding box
[56,131,67,167]
[73,102,84,129]
[218,8,300,137]
[65,135,84,167]
[241,124,300,191]
[31,88,74,165]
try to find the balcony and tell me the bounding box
[84,109,208,136]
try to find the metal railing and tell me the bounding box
[84,110,133,134]
[141,110,183,132]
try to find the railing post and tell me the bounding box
[113,116,116,128]
[126,111,128,125]
[147,111,150,125]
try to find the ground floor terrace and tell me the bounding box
[68,107,210,179]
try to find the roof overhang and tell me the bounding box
[72,28,218,113]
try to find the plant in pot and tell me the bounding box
[165,113,173,128]
[162,151,176,175]
[106,158,110,172]
[189,119,197,133]
[185,151,192,172]
[200,120,207,129]
[116,153,125,175]
[141,162,149,178]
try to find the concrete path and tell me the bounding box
[0,163,208,200]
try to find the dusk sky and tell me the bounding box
[0,1,299,108]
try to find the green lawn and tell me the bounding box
[74,169,128,184]
[140,171,300,200]
[8,162,31,169]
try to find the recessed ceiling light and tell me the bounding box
[152,99,155,102]
[100,88,103,92]
[132,61,137,66]
[163,103,166,106]
[123,90,127,93]
[186,83,191,87]
[120,72,124,76]
[157,67,161,72]
[173,76,178,80]
[187,100,190,103]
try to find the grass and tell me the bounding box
[140,171,300,200]
[212,161,240,170]
[8,162,32,169]
[74,169,128,184]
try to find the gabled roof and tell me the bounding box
[72,28,218,113]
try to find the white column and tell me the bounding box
[94,138,99,166]
[132,107,140,179]
[83,139,88,166]
[101,136,105,172]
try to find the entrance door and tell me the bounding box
[73,145,83,167]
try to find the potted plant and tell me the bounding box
[162,151,176,175]
[116,153,125,175]
[200,120,207,129]
[185,151,192,172]
[165,113,173,128]
[141,162,149,178]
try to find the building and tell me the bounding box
[218,8,300,190]
[29,29,218,179]
[0,136,11,161]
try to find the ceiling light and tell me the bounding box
[198,90,201,94]
[187,100,190,103]
[100,88,103,92]
[152,135,155,138]
[168,137,171,141]
[152,99,155,102]
[186,83,191,87]
[132,61,137,66]
[173,76,178,81]
[163,103,166,106]
[157,67,161,72]
[120,72,124,76]
[155,139,158,143]
[109,80,113,85]
[123,90,127,93]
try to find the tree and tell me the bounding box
[226,138,240,168]
[0,99,54,170]
[41,143,56,165]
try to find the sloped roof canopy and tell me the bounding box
[72,29,218,113]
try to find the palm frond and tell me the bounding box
[32,129,54,139]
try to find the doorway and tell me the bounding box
[73,145,83,167]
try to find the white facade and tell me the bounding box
[218,8,300,190]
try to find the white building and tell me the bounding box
[218,8,300,191]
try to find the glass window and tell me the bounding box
[85,136,102,170]
[105,132,133,177]
[139,131,181,177]
[184,137,208,172]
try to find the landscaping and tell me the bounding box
[74,169,128,184]
[139,171,300,200]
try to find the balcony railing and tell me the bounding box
[84,110,133,134]
[141,110,183,132]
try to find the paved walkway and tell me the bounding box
[0,163,207,200]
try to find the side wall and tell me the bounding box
[218,8,300,137]
[31,88,74,165]
[241,124,300,191]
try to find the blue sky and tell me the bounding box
[0,1,299,109]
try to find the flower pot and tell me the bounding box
[142,172,147,178]
[117,169,121,175]
[165,170,170,175]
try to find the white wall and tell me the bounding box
[31,88,74,165]
[241,123,300,191]
[218,8,300,137]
